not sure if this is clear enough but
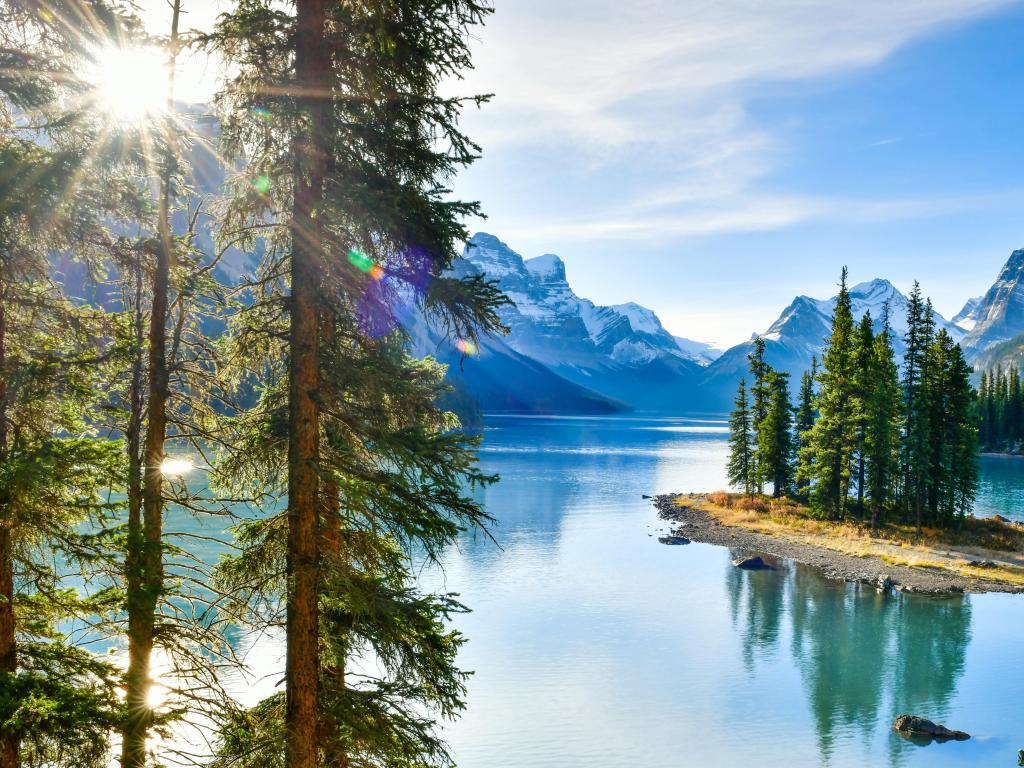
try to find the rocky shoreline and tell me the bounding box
[655,494,1024,595]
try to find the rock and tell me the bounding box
[658,535,690,545]
[968,559,997,568]
[877,575,894,592]
[893,714,969,741]
[732,555,774,570]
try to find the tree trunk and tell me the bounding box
[287,0,328,761]
[856,449,865,521]
[122,10,180,764]
[0,297,20,768]
[320,473,348,768]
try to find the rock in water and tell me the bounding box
[659,535,690,545]
[893,714,970,741]
[732,555,774,570]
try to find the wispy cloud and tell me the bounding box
[457,0,1016,245]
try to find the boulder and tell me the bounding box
[658,535,690,546]
[877,575,894,592]
[732,555,774,571]
[893,714,969,741]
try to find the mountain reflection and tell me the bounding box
[729,558,970,766]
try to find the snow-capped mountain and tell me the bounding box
[702,278,964,405]
[961,248,1024,355]
[953,296,982,332]
[673,336,724,366]
[455,233,712,410]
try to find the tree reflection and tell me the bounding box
[731,559,971,766]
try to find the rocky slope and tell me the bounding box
[961,248,1024,356]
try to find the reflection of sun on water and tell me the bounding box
[88,45,169,122]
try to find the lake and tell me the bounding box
[424,414,1024,768]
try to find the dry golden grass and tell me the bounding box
[681,491,1024,587]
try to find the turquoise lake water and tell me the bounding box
[422,415,1024,768]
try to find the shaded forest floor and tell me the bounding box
[656,492,1024,594]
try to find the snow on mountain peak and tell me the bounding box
[524,253,565,279]
[457,233,716,368]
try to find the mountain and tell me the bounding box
[673,336,723,365]
[701,278,964,407]
[961,248,1024,355]
[953,296,982,332]
[454,233,713,411]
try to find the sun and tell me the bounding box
[89,45,169,122]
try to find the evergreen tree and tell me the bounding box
[203,0,507,763]
[761,371,794,497]
[803,268,857,519]
[864,306,901,532]
[794,357,817,497]
[728,379,755,495]
[851,312,875,519]
[901,285,935,532]
[747,336,770,493]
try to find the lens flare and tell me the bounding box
[251,106,272,120]
[160,457,193,477]
[348,248,374,273]
[455,338,477,355]
[369,264,385,280]
[252,175,272,194]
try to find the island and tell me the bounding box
[656,492,1024,594]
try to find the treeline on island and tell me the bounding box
[0,1,504,767]
[728,269,977,532]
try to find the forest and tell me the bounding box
[0,0,503,766]
[728,269,978,532]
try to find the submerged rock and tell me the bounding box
[732,555,774,571]
[893,714,969,742]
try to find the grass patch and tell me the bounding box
[677,491,1024,587]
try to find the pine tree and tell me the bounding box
[762,371,794,497]
[902,285,935,532]
[203,1,507,763]
[747,336,770,493]
[794,357,817,497]
[864,306,901,532]
[728,379,755,495]
[851,312,875,519]
[804,268,857,519]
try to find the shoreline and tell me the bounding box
[655,494,1024,595]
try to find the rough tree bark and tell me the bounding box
[0,294,20,768]
[287,0,328,761]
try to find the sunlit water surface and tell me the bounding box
[166,414,1024,766]
[420,415,1024,768]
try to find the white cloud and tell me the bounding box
[455,0,1016,247]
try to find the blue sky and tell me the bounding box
[148,0,1024,347]
[447,0,1024,346]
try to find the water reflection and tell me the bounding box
[729,558,972,766]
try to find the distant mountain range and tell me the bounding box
[434,234,1024,415]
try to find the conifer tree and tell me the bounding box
[747,336,770,493]
[203,1,506,763]
[761,371,794,497]
[794,357,817,497]
[901,284,935,532]
[728,378,754,495]
[803,268,857,519]
[864,306,901,532]
[851,312,875,518]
